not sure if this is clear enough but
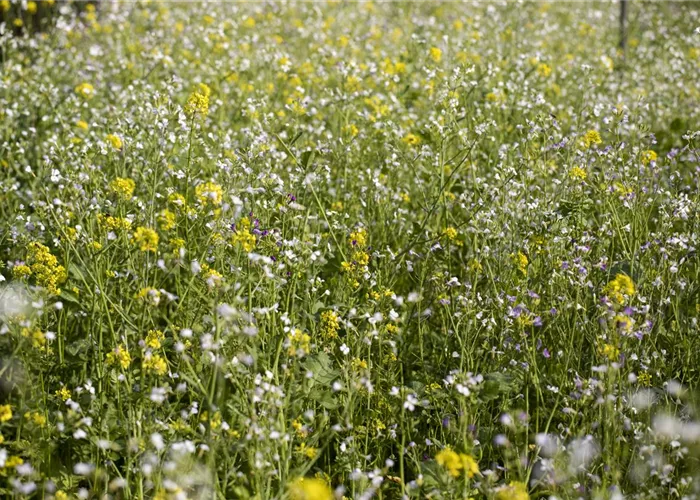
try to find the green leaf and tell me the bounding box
[303,352,338,386]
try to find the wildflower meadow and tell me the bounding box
[0,1,699,499]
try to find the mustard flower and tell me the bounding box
[288,477,333,500]
[132,227,159,252]
[109,177,135,200]
[75,82,95,99]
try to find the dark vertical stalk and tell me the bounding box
[619,0,629,51]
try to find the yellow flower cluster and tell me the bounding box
[429,46,442,63]
[287,328,311,357]
[143,353,168,375]
[568,166,587,181]
[536,62,552,77]
[599,343,620,361]
[109,177,135,200]
[185,82,211,118]
[24,242,67,295]
[55,387,71,401]
[231,216,256,252]
[511,251,528,276]
[0,404,12,423]
[442,226,463,245]
[320,311,340,340]
[402,133,421,146]
[98,214,132,231]
[106,344,132,369]
[641,149,657,165]
[75,82,95,99]
[132,226,159,252]
[21,327,46,350]
[106,134,123,150]
[137,287,161,305]
[604,273,635,305]
[2,455,23,470]
[435,448,480,478]
[582,129,602,149]
[195,181,223,206]
[495,481,529,500]
[145,329,165,349]
[11,264,32,280]
[24,411,46,427]
[341,228,370,287]
[158,209,176,231]
[288,477,333,500]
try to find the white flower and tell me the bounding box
[74,462,95,476]
[404,394,418,411]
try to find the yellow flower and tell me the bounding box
[604,273,635,305]
[599,343,620,361]
[536,63,552,77]
[429,47,442,63]
[638,371,652,387]
[320,311,340,340]
[143,353,168,376]
[0,405,12,423]
[195,181,223,206]
[442,226,458,241]
[137,287,161,305]
[461,454,480,478]
[26,1,37,14]
[153,210,174,232]
[641,150,657,165]
[106,134,123,150]
[435,447,462,477]
[168,193,187,210]
[511,251,528,276]
[349,227,367,247]
[287,329,311,357]
[185,83,211,118]
[568,166,587,181]
[25,411,46,427]
[75,82,95,99]
[98,214,132,232]
[496,481,529,500]
[402,133,421,146]
[22,327,46,349]
[296,442,318,459]
[232,217,256,252]
[582,129,602,149]
[106,344,132,369]
[26,242,67,295]
[132,227,159,252]
[12,264,32,280]
[56,386,72,401]
[4,456,23,469]
[288,478,333,500]
[613,314,634,333]
[109,177,135,200]
[145,329,165,349]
